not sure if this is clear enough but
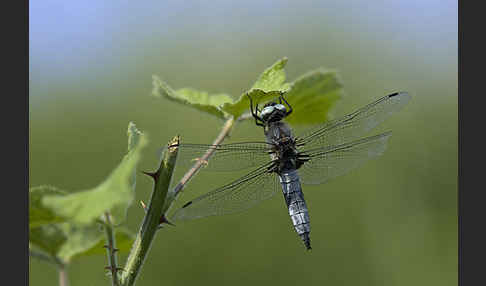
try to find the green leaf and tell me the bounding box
[42,122,148,225]
[81,227,135,257]
[56,224,103,262]
[55,224,134,262]
[29,243,63,266]
[284,69,343,125]
[29,186,67,228]
[220,58,293,119]
[127,121,142,151]
[30,224,67,258]
[221,89,284,119]
[151,58,291,120]
[30,223,135,264]
[152,75,234,119]
[251,57,291,92]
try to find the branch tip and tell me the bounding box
[168,136,180,152]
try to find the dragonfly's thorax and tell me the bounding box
[264,121,300,172]
[264,121,292,141]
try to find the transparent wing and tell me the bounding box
[172,141,274,173]
[299,132,392,185]
[170,162,280,222]
[296,92,410,151]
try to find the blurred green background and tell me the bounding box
[29,0,457,285]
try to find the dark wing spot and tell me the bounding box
[388,92,400,97]
[182,201,193,208]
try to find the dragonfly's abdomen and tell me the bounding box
[279,169,311,250]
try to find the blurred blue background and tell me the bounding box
[29,1,457,285]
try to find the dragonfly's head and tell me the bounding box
[260,101,287,123]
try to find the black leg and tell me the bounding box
[254,104,265,126]
[246,93,264,127]
[247,93,256,115]
[280,93,293,116]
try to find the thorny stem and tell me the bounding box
[121,115,250,285]
[120,137,179,286]
[104,212,120,286]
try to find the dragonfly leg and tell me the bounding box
[280,93,293,116]
[246,93,265,127]
[295,153,310,169]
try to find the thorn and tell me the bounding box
[105,266,124,273]
[140,200,147,212]
[103,245,118,252]
[159,214,175,226]
[192,157,208,167]
[141,170,158,180]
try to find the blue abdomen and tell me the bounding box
[279,169,311,250]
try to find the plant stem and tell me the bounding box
[120,137,179,286]
[104,212,119,286]
[58,265,69,286]
[172,116,236,195]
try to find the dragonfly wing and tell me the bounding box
[296,92,410,151]
[170,162,280,222]
[299,132,392,185]
[172,142,274,173]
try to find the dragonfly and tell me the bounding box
[168,91,411,250]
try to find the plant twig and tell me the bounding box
[172,116,237,195]
[165,114,252,217]
[120,137,179,286]
[237,112,253,121]
[58,264,69,286]
[29,248,68,285]
[103,212,120,286]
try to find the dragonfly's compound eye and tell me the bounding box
[275,104,286,112]
[260,106,275,118]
